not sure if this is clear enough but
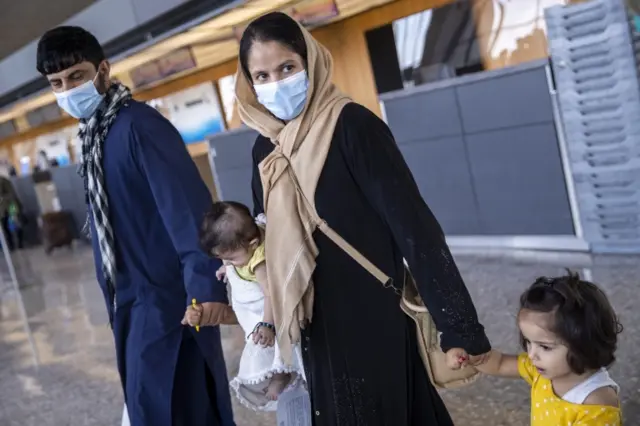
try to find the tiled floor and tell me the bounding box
[0,245,638,425]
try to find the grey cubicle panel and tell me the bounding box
[11,166,87,245]
[207,127,260,209]
[50,165,87,239]
[380,60,575,236]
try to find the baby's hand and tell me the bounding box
[252,323,276,347]
[216,265,228,283]
[445,348,470,370]
[182,304,202,328]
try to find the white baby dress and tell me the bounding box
[227,213,305,411]
[226,262,305,411]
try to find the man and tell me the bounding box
[36,26,235,426]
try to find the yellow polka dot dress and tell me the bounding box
[517,354,621,425]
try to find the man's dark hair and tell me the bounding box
[239,12,308,79]
[37,26,105,75]
[200,201,261,256]
[519,271,623,374]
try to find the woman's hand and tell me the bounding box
[446,348,470,370]
[446,348,493,370]
[447,349,518,378]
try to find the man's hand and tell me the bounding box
[181,302,230,327]
[220,306,239,325]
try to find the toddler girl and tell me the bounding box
[447,272,623,425]
[189,201,304,411]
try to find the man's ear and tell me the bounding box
[97,60,112,92]
[99,60,111,77]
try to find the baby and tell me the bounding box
[447,272,622,425]
[186,201,303,411]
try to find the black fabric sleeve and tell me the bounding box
[340,103,491,355]
[251,137,266,217]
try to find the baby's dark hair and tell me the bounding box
[200,201,261,256]
[519,271,622,374]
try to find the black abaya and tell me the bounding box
[251,103,491,426]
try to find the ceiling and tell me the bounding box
[0,0,394,126]
[0,0,95,61]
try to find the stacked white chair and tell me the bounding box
[546,0,640,253]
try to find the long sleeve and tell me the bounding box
[341,104,490,355]
[251,138,267,217]
[131,112,227,305]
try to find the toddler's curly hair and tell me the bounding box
[519,271,623,374]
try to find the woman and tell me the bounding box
[235,12,491,425]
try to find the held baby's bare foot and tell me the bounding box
[266,373,290,401]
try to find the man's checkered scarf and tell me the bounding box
[78,83,132,310]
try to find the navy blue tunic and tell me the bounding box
[89,100,235,426]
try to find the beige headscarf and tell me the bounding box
[235,18,351,362]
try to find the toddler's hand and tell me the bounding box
[445,348,469,370]
[467,351,492,367]
[252,324,276,347]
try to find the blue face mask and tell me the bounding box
[253,71,309,121]
[54,72,105,119]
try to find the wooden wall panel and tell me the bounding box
[315,20,381,114]
[346,0,453,31]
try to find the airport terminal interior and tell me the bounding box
[1,0,640,424]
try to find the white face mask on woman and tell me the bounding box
[253,71,309,121]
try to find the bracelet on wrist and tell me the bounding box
[248,321,276,338]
